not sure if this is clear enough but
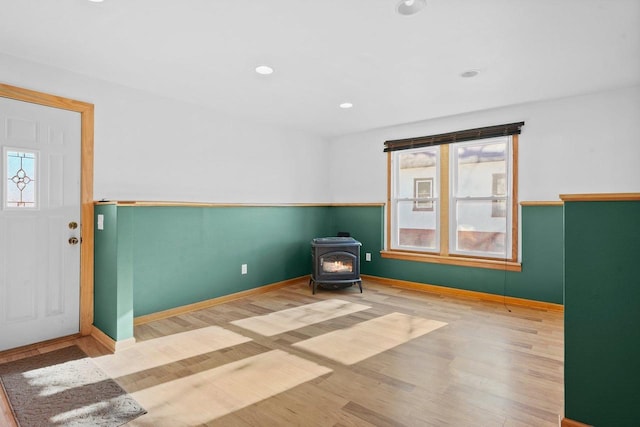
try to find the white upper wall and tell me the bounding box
[3,53,639,205]
[0,53,331,203]
[327,86,640,203]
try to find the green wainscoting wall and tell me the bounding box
[326,205,385,277]
[130,205,332,315]
[93,204,135,341]
[330,204,564,304]
[94,204,334,340]
[563,199,640,427]
[94,202,564,342]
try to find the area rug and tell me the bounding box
[0,346,146,427]
[230,298,371,336]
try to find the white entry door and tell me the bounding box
[0,97,81,352]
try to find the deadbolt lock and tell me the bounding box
[68,221,78,229]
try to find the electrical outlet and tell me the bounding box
[365,252,371,262]
[241,264,247,275]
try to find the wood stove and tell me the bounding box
[309,237,362,294]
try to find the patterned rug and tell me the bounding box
[0,346,146,427]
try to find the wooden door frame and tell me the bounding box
[0,83,94,336]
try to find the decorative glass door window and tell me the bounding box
[5,149,37,208]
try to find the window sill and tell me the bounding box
[380,250,522,272]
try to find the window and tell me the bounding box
[383,123,522,270]
[450,139,511,258]
[4,149,38,209]
[413,178,433,211]
[393,147,439,251]
[491,173,507,218]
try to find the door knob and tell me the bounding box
[68,221,78,229]
[68,237,79,245]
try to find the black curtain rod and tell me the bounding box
[384,121,525,152]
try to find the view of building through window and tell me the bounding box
[396,147,439,251]
[451,140,509,256]
[391,136,513,259]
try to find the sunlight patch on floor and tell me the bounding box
[129,349,332,425]
[230,298,371,336]
[293,312,447,365]
[93,326,252,378]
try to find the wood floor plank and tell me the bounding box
[128,349,332,426]
[0,385,17,427]
[230,299,371,336]
[293,312,447,365]
[0,278,564,426]
[93,325,252,378]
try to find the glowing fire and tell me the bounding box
[322,259,353,273]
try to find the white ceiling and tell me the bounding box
[1,0,639,138]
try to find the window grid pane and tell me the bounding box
[450,138,511,258]
[452,199,507,256]
[396,200,439,251]
[392,146,439,252]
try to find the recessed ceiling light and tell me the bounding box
[255,65,274,75]
[339,102,354,109]
[460,70,479,78]
[397,0,427,16]
[88,0,104,2]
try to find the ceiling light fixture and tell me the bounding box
[339,102,353,109]
[88,0,104,3]
[396,0,427,16]
[255,65,274,75]
[460,70,479,78]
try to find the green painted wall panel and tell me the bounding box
[94,203,565,341]
[326,206,385,275]
[115,207,135,341]
[330,205,564,304]
[93,204,119,340]
[93,204,135,341]
[564,201,640,426]
[516,205,564,303]
[130,206,332,316]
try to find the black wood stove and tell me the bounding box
[309,237,362,294]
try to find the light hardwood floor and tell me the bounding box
[0,278,564,426]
